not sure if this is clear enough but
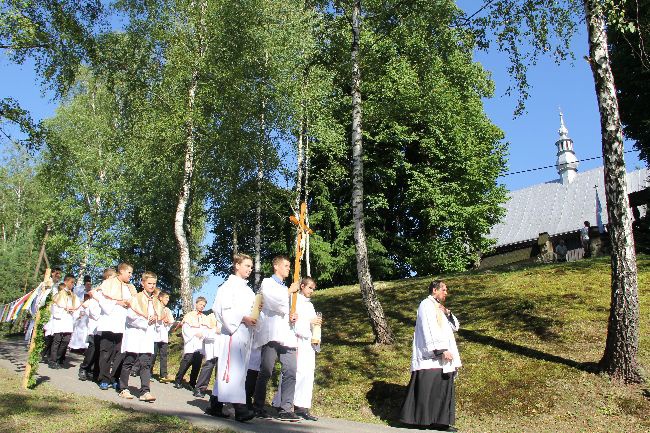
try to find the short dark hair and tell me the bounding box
[52,267,63,273]
[272,255,290,267]
[428,280,444,295]
[83,275,92,283]
[64,274,75,282]
[584,221,590,227]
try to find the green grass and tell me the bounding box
[163,256,650,431]
[305,255,650,432]
[0,366,230,433]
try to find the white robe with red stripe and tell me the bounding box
[211,274,255,404]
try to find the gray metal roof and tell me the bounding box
[489,166,649,248]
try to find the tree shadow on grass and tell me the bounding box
[458,329,598,373]
[365,380,407,426]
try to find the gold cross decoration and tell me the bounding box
[289,202,314,316]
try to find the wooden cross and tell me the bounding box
[289,202,314,316]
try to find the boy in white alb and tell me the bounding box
[40,267,62,361]
[79,269,114,382]
[118,271,161,402]
[193,309,220,397]
[174,297,208,389]
[48,275,81,369]
[91,263,136,390]
[152,291,174,383]
[205,253,258,422]
[273,277,322,421]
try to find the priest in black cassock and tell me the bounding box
[399,280,461,432]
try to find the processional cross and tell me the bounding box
[289,202,314,316]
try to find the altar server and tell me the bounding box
[272,277,322,421]
[252,255,300,422]
[91,263,136,390]
[205,253,257,421]
[117,271,161,402]
[193,310,220,397]
[78,269,114,381]
[174,297,209,389]
[39,268,62,360]
[73,275,92,301]
[68,294,90,351]
[399,280,461,432]
[152,291,175,383]
[48,275,81,368]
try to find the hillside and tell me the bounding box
[304,255,649,432]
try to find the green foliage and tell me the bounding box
[26,301,50,389]
[609,0,650,165]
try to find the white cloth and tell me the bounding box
[95,284,133,334]
[154,307,173,343]
[68,307,89,349]
[73,284,86,301]
[121,302,157,354]
[49,300,75,334]
[182,321,206,354]
[272,293,318,408]
[212,274,256,404]
[253,277,296,349]
[248,346,261,371]
[85,299,101,336]
[203,326,221,360]
[410,296,461,373]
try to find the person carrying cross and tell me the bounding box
[252,255,301,422]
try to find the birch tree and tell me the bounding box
[467,0,643,383]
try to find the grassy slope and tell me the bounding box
[0,367,232,433]
[304,255,650,432]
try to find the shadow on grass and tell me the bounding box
[458,329,598,373]
[365,380,407,426]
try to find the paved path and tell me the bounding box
[0,338,414,433]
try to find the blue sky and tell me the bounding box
[1,5,644,304]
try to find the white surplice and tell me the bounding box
[272,293,318,408]
[68,307,89,349]
[411,296,461,373]
[121,302,156,354]
[253,277,296,349]
[212,274,255,404]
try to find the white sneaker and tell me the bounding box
[118,389,134,400]
[139,392,156,402]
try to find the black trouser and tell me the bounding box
[245,369,259,409]
[80,334,100,379]
[111,346,126,383]
[120,352,153,393]
[42,335,54,359]
[98,331,122,384]
[195,357,217,391]
[49,332,71,364]
[175,351,203,388]
[152,341,169,377]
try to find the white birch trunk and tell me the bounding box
[350,0,393,345]
[583,0,641,383]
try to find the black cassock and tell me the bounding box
[399,367,456,427]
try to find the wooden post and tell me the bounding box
[22,267,51,389]
[289,202,313,316]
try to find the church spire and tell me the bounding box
[555,110,579,184]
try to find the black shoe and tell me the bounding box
[276,410,301,422]
[173,382,183,389]
[234,407,255,422]
[254,408,272,419]
[48,362,60,370]
[130,370,138,377]
[78,370,87,381]
[204,406,229,418]
[192,388,205,398]
[296,410,318,421]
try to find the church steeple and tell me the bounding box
[555,111,579,184]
